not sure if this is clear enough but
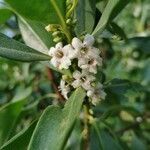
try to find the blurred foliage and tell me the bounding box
[0,0,150,149]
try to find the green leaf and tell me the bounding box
[90,123,104,150]
[109,0,131,21]
[0,33,51,62]
[92,0,130,36]
[0,101,24,146]
[0,88,31,146]
[0,121,37,150]
[109,22,127,40]
[128,37,150,55]
[5,0,66,25]
[131,136,147,150]
[75,0,96,35]
[105,78,145,94]
[0,9,12,24]
[18,17,54,54]
[95,105,138,122]
[28,88,86,150]
[64,120,82,150]
[11,87,32,103]
[91,123,123,150]
[100,131,123,150]
[104,78,146,104]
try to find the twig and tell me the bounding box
[116,112,150,134]
[46,67,65,103]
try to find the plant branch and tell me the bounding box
[116,112,150,134]
[46,67,65,103]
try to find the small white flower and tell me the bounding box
[87,83,106,105]
[48,42,74,70]
[71,34,96,58]
[59,79,70,99]
[72,34,95,49]
[72,70,95,90]
[71,34,102,73]
[78,55,102,74]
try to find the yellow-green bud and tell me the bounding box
[67,3,72,11]
[45,25,52,32]
[91,82,96,87]
[72,19,77,25]
[52,31,61,37]
[45,24,60,32]
[66,19,72,25]
[53,37,62,43]
[62,75,68,81]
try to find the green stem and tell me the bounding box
[66,0,78,18]
[50,0,72,43]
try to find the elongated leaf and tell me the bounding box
[109,22,127,40]
[28,88,86,150]
[0,121,37,150]
[110,0,131,21]
[0,33,51,62]
[5,0,66,24]
[18,17,54,54]
[75,0,96,35]
[92,0,130,36]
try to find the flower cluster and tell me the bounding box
[48,34,106,105]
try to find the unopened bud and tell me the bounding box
[66,19,72,25]
[45,25,52,32]
[52,31,61,37]
[67,3,72,11]
[66,0,71,5]
[62,75,68,81]
[53,37,62,43]
[91,82,96,87]
[72,19,77,25]
[45,24,60,32]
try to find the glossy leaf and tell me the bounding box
[92,0,130,36]
[0,33,51,62]
[5,0,66,24]
[28,88,86,150]
[0,121,37,150]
